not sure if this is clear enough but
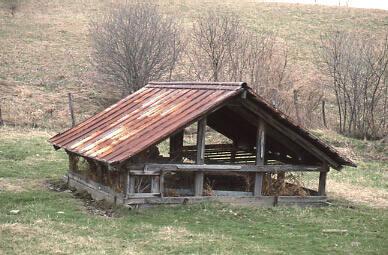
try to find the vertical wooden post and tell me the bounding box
[194,118,206,196]
[170,130,184,162]
[318,164,329,196]
[254,120,266,196]
[230,140,237,163]
[160,171,165,198]
[151,176,160,193]
[68,92,76,127]
[126,172,135,197]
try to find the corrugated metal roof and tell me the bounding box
[49,82,244,164]
[50,81,355,168]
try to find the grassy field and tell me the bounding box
[0,126,387,254]
[0,0,387,129]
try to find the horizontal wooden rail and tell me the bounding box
[140,163,326,173]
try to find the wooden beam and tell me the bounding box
[160,171,165,198]
[170,130,184,162]
[318,164,329,196]
[241,99,340,169]
[127,173,135,195]
[151,176,160,193]
[256,120,266,165]
[196,118,206,164]
[194,118,206,196]
[254,173,264,196]
[144,163,325,173]
[254,120,265,196]
[226,105,306,161]
[194,172,204,196]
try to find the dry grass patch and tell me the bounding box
[0,221,137,255]
[0,178,42,192]
[327,180,388,209]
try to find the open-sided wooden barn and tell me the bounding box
[50,82,356,207]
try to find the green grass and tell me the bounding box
[312,129,388,190]
[0,127,387,254]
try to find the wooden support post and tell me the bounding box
[68,152,78,172]
[151,176,160,193]
[196,118,206,164]
[254,120,266,196]
[195,118,206,196]
[194,172,204,196]
[170,130,184,162]
[318,165,329,196]
[160,171,165,197]
[230,140,237,163]
[126,172,135,197]
[254,173,263,196]
[68,92,76,127]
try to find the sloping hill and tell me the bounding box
[1,0,387,129]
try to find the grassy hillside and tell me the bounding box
[0,0,387,129]
[0,126,387,254]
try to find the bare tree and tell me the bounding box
[188,11,294,113]
[2,0,20,16]
[188,11,240,81]
[318,31,388,139]
[90,2,182,94]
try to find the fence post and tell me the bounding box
[68,93,75,127]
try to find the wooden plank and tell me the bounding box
[126,193,160,198]
[194,172,204,196]
[124,195,327,207]
[144,163,324,173]
[196,118,206,164]
[130,170,160,176]
[213,190,253,196]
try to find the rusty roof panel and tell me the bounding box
[50,82,243,164]
[50,81,355,168]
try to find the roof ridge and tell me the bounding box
[146,81,246,91]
